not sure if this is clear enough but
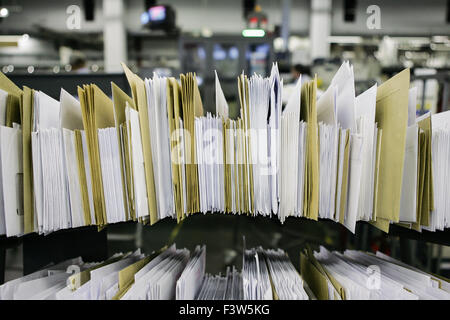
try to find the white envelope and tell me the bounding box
[62,129,84,228]
[126,104,149,219]
[98,127,126,224]
[269,63,282,215]
[330,62,357,132]
[317,84,337,126]
[355,84,377,221]
[344,134,363,233]
[60,88,83,130]
[215,71,229,119]
[145,75,174,220]
[408,87,418,126]
[176,245,206,300]
[0,125,23,237]
[33,90,60,131]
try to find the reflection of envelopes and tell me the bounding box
[112,246,166,300]
[68,254,124,291]
[375,68,410,222]
[300,246,345,300]
[111,255,152,300]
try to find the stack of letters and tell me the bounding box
[0,61,449,237]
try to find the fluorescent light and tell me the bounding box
[432,36,448,43]
[328,36,362,44]
[0,35,22,42]
[242,29,265,38]
[0,35,22,47]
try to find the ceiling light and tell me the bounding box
[0,8,9,18]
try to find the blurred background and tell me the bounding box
[0,0,449,283]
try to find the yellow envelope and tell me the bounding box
[0,72,22,96]
[371,217,391,233]
[417,114,433,227]
[374,69,409,223]
[74,130,92,225]
[223,119,234,213]
[300,252,330,300]
[237,74,254,214]
[412,130,427,231]
[370,129,391,233]
[6,94,21,127]
[180,73,202,215]
[372,128,383,221]
[78,84,115,226]
[167,78,185,222]
[0,72,22,127]
[370,128,392,233]
[22,86,35,234]
[301,78,319,220]
[112,82,136,221]
[338,130,350,225]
